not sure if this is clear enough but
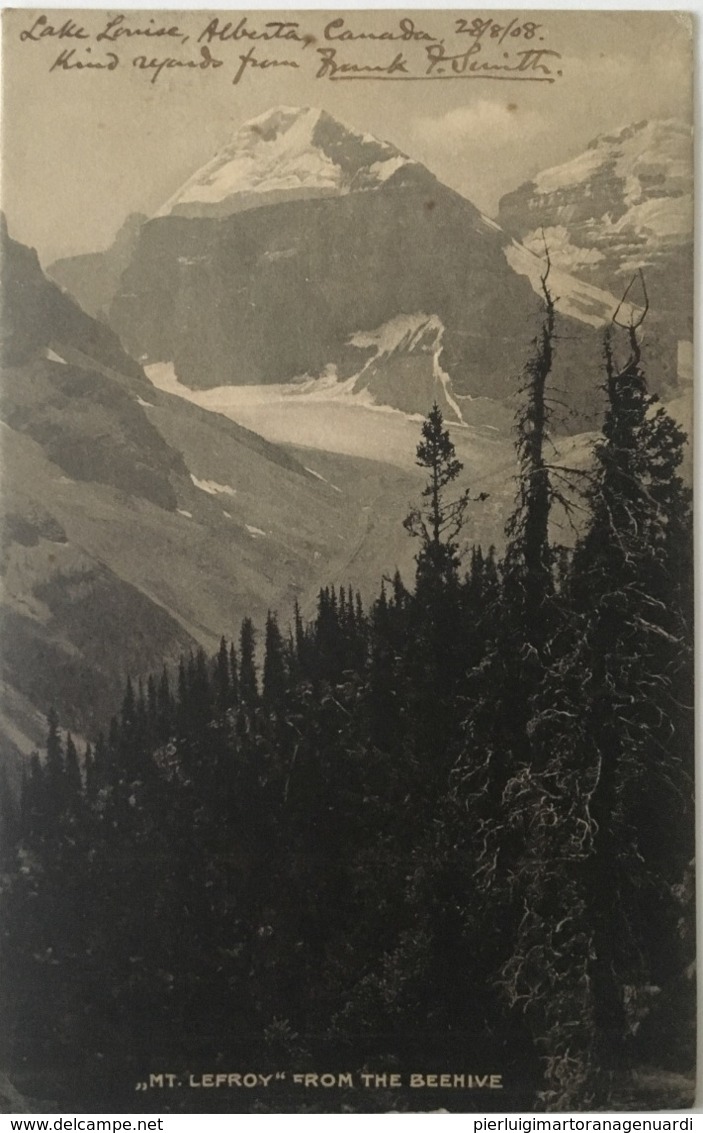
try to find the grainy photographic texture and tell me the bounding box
[0,9,695,1114]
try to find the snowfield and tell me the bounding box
[144,361,503,471]
[146,361,437,467]
[504,241,643,328]
[157,105,414,217]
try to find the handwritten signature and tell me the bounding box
[425,42,562,81]
[315,42,562,82]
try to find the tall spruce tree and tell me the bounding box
[401,406,487,787]
[502,257,558,654]
[263,611,287,709]
[502,311,694,1108]
[431,269,566,1093]
[239,617,258,711]
[215,636,231,714]
[403,402,486,589]
[454,265,561,886]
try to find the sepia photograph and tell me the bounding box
[0,8,696,1114]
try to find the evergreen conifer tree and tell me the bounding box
[239,617,258,710]
[215,636,231,714]
[404,402,486,589]
[502,310,694,1107]
[263,611,286,709]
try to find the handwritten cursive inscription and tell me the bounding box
[21,14,89,41]
[50,48,119,71]
[323,17,437,42]
[425,42,562,81]
[17,11,567,87]
[198,17,310,45]
[316,47,409,79]
[233,46,299,85]
[132,46,223,83]
[96,15,185,43]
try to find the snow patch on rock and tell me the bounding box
[45,348,67,365]
[504,240,642,327]
[190,474,237,498]
[349,312,442,358]
[304,466,342,492]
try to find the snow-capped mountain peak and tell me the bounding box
[531,118,692,216]
[497,117,693,338]
[157,106,416,218]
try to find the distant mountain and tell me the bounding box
[1,213,144,380]
[46,107,683,431]
[109,106,632,427]
[47,213,146,321]
[498,119,693,340]
[108,110,541,393]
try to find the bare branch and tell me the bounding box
[612,268,648,331]
[630,269,649,330]
[540,227,551,287]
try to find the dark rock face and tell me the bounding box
[0,359,184,510]
[0,220,200,753]
[0,214,144,378]
[1,218,184,510]
[0,572,196,741]
[0,508,67,552]
[0,223,432,761]
[109,172,544,399]
[108,174,634,428]
[498,120,693,339]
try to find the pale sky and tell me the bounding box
[0,8,693,265]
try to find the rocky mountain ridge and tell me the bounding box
[498,118,693,339]
[47,213,147,324]
[47,107,682,431]
[2,223,453,767]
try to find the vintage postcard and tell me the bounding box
[0,8,695,1115]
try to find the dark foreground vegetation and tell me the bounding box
[0,289,695,1112]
